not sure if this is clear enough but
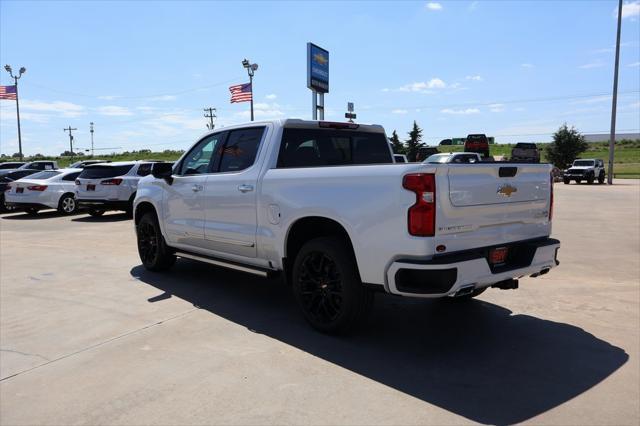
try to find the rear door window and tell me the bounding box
[277,128,392,168]
[62,172,81,181]
[218,127,266,173]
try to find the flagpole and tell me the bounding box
[14,77,23,160]
[3,65,26,160]
[249,73,254,122]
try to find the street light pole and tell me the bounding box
[242,59,258,121]
[607,0,623,185]
[90,122,95,157]
[4,65,26,160]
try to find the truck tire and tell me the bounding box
[57,193,77,215]
[136,212,176,271]
[598,172,605,184]
[587,173,594,184]
[576,178,582,184]
[292,237,373,334]
[563,178,570,185]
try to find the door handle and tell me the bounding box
[192,184,203,192]
[238,184,254,193]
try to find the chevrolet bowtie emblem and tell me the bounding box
[497,184,518,197]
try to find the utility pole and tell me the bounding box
[608,0,623,185]
[3,65,26,160]
[64,126,77,160]
[242,58,258,121]
[204,107,216,130]
[90,122,95,157]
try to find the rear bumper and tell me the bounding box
[77,199,129,211]
[386,238,560,298]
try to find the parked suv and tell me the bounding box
[511,143,540,163]
[75,161,158,217]
[563,159,605,184]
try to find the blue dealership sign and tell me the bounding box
[307,43,329,93]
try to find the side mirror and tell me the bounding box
[152,162,174,184]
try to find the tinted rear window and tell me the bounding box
[277,128,392,168]
[27,171,61,180]
[79,165,134,179]
[515,143,537,149]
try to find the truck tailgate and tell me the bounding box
[435,163,553,252]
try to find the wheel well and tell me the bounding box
[284,217,359,279]
[134,201,156,225]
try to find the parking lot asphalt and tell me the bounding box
[1,180,638,425]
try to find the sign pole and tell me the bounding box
[312,91,317,120]
[318,93,324,120]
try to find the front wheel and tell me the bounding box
[57,194,77,215]
[292,237,373,334]
[576,179,582,184]
[587,174,594,184]
[598,173,605,184]
[136,212,176,271]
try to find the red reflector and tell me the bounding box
[27,185,48,191]
[403,173,436,236]
[318,121,360,129]
[100,178,123,185]
[489,247,509,265]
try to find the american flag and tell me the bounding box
[229,83,252,103]
[0,85,17,100]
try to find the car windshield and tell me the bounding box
[27,171,61,180]
[79,164,134,179]
[425,154,451,163]
[573,160,595,167]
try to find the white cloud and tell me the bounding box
[465,75,483,81]
[398,78,447,92]
[521,63,534,68]
[265,94,277,100]
[381,88,390,92]
[440,108,480,115]
[489,103,505,113]
[628,61,640,67]
[426,2,443,10]
[97,106,133,116]
[20,100,86,118]
[392,109,408,114]
[149,95,177,101]
[468,1,479,11]
[578,62,605,69]
[616,1,640,19]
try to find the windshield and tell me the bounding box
[27,171,61,180]
[79,164,134,179]
[425,154,451,163]
[573,160,595,167]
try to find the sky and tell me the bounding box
[0,0,639,156]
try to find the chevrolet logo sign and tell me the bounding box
[497,184,518,197]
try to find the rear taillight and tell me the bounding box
[549,172,554,221]
[27,185,48,191]
[403,173,436,236]
[75,179,81,185]
[100,178,123,185]
[4,185,12,192]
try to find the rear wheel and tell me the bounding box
[88,209,105,217]
[57,193,77,215]
[598,172,605,184]
[563,178,570,184]
[576,179,582,184]
[292,237,373,334]
[587,173,594,184]
[136,212,175,271]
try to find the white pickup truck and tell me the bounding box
[134,119,560,333]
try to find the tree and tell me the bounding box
[545,123,588,169]
[389,130,405,154]
[11,152,21,158]
[405,121,424,162]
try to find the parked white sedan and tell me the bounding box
[4,168,83,215]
